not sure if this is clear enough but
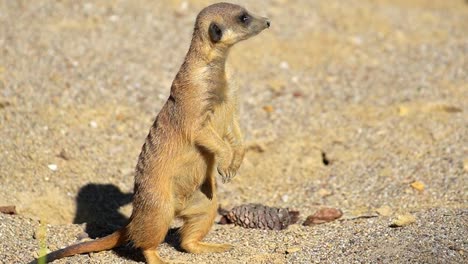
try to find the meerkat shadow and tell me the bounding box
[73,183,142,261]
[73,183,133,237]
[73,183,183,261]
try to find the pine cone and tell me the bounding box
[219,204,299,230]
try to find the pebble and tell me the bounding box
[390,214,416,227]
[58,149,71,160]
[318,188,333,197]
[279,61,289,70]
[375,205,392,217]
[108,15,119,22]
[47,164,57,171]
[286,247,301,254]
[89,121,98,128]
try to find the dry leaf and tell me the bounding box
[263,105,274,113]
[398,106,409,116]
[303,208,342,226]
[0,205,17,215]
[246,142,267,153]
[292,91,303,97]
[0,101,11,109]
[429,105,462,113]
[410,181,425,191]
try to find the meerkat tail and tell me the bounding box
[30,228,127,264]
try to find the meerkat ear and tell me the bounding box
[209,22,222,43]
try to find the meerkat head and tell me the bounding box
[194,3,270,48]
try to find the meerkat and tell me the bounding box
[30,3,269,264]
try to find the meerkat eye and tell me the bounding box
[239,13,251,25]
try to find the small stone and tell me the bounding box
[58,149,71,160]
[390,213,416,227]
[318,188,333,197]
[326,75,337,83]
[286,247,301,254]
[349,36,363,46]
[281,194,289,202]
[76,231,90,241]
[49,244,58,251]
[108,15,119,22]
[267,80,285,94]
[375,205,392,216]
[410,181,425,191]
[47,164,58,171]
[279,61,289,70]
[174,1,189,16]
[180,1,188,10]
[83,3,93,11]
[89,121,98,128]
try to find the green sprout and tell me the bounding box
[36,220,47,264]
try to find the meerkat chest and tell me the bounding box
[208,94,236,135]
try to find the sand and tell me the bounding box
[0,0,467,263]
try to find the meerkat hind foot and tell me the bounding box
[182,242,232,254]
[143,248,167,264]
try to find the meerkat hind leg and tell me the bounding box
[179,192,232,254]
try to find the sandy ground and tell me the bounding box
[0,0,467,263]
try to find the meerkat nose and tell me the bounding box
[266,20,271,28]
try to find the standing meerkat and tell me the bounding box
[31,2,270,264]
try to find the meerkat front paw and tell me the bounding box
[218,148,244,183]
[229,146,245,172]
[217,153,236,183]
[217,163,236,184]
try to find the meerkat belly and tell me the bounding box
[172,145,214,202]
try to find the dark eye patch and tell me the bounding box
[238,12,251,25]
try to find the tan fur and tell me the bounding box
[31,3,269,264]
